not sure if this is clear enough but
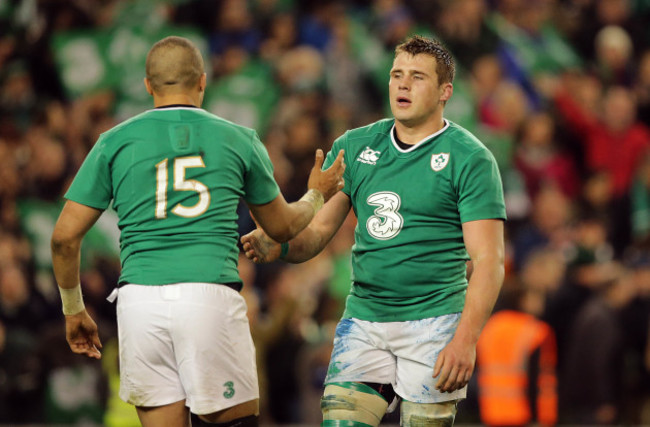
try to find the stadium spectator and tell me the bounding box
[554,80,650,199]
[511,185,573,271]
[514,111,580,200]
[562,264,637,424]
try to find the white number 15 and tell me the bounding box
[155,156,210,219]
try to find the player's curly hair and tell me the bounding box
[395,35,455,86]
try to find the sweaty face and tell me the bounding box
[389,52,449,129]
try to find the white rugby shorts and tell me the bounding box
[115,283,259,414]
[324,313,466,404]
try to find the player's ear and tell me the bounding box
[144,78,154,96]
[199,73,207,93]
[440,83,453,103]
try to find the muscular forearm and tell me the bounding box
[51,201,102,291]
[51,238,82,290]
[282,224,331,263]
[244,192,350,265]
[278,190,325,242]
[51,236,87,315]
[453,256,504,345]
[274,191,349,262]
[253,189,324,243]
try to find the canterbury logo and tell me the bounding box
[357,147,381,165]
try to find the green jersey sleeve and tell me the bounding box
[456,148,506,223]
[242,132,280,205]
[65,137,112,210]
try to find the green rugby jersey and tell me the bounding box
[323,119,506,322]
[66,107,280,286]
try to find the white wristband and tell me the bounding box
[59,284,85,315]
[300,189,325,214]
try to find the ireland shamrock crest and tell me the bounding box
[431,153,450,172]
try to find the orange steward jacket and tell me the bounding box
[477,310,558,426]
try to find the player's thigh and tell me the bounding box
[392,313,467,403]
[171,283,259,415]
[324,318,396,385]
[198,399,259,424]
[117,284,185,407]
[136,399,190,427]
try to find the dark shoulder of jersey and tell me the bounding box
[443,120,493,156]
[324,118,394,195]
[343,118,394,143]
[99,108,259,149]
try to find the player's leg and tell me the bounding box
[116,285,190,426]
[321,318,398,426]
[136,399,190,427]
[400,400,458,427]
[390,313,466,426]
[196,399,259,425]
[322,382,395,426]
[174,283,260,423]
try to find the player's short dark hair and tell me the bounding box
[395,35,455,85]
[146,36,204,94]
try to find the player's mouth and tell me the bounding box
[396,96,412,107]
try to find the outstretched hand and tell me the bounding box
[433,337,475,393]
[241,227,281,264]
[65,310,102,359]
[308,149,345,203]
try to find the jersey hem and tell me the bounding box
[340,310,463,323]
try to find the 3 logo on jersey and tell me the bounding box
[357,147,382,165]
[366,192,403,240]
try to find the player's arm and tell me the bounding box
[51,200,104,359]
[434,218,505,392]
[248,149,345,243]
[242,191,352,264]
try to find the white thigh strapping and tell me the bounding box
[117,283,259,414]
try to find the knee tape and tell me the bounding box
[400,400,458,427]
[321,383,389,427]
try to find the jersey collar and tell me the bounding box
[390,119,450,153]
[154,104,200,109]
[146,105,204,113]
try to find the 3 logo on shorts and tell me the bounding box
[223,381,235,399]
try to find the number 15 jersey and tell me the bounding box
[323,119,506,322]
[65,107,280,286]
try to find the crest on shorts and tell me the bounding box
[431,153,450,172]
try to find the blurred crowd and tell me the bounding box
[0,0,649,425]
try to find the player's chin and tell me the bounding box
[390,102,408,114]
[392,109,415,122]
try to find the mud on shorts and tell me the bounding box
[324,313,466,404]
